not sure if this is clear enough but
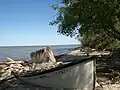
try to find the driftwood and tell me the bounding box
[0,47,58,81]
[0,57,33,81]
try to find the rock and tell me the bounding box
[6,57,15,62]
[31,47,56,69]
[95,82,103,90]
[0,69,11,80]
[102,84,120,90]
[0,65,7,73]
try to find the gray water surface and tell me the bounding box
[0,45,79,60]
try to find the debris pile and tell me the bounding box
[0,58,32,81]
[0,47,58,81]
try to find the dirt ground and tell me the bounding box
[95,51,120,90]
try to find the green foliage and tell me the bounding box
[105,40,120,50]
[50,0,120,50]
[50,0,120,38]
[81,29,115,50]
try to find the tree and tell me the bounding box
[81,29,116,50]
[50,0,120,40]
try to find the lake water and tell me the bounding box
[0,44,79,60]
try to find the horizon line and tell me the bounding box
[0,44,80,47]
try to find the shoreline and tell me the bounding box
[0,47,120,90]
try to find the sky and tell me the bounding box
[0,0,78,46]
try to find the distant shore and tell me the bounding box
[0,44,80,47]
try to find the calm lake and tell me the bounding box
[0,44,79,60]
